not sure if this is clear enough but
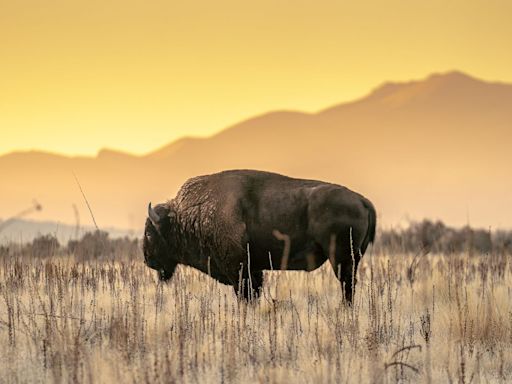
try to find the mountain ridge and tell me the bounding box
[1,70,511,230]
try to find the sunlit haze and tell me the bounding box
[2,0,512,156]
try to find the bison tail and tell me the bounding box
[360,198,376,255]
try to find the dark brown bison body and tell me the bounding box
[143,169,376,303]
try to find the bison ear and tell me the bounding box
[148,202,161,231]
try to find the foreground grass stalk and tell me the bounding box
[0,250,510,383]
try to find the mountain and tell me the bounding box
[1,71,511,231]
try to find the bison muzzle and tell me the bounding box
[143,169,376,303]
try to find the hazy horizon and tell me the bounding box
[2,0,512,231]
[2,69,512,231]
[1,69,509,158]
[2,0,512,157]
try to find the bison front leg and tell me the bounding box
[235,270,263,302]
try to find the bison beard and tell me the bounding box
[143,169,376,303]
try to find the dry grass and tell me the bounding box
[1,248,511,383]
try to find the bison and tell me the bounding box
[143,170,376,303]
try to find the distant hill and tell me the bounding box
[0,218,134,245]
[1,71,511,229]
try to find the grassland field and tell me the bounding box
[0,244,511,383]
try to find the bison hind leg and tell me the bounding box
[325,230,366,305]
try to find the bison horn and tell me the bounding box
[148,202,161,230]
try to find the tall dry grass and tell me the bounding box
[0,247,511,383]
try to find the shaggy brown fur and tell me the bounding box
[143,169,376,302]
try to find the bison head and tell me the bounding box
[143,203,175,281]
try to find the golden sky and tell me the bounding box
[1,0,511,157]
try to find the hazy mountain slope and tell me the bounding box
[1,71,511,230]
